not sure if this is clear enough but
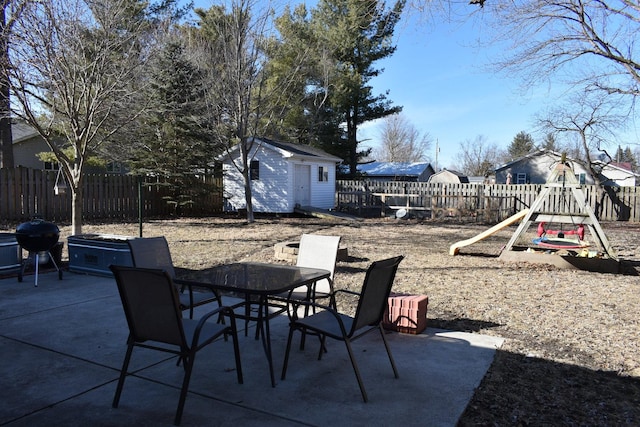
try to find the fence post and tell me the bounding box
[137,176,143,237]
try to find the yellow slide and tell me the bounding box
[449,209,529,256]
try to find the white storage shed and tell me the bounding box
[221,138,343,213]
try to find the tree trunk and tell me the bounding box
[70,170,83,235]
[346,110,358,178]
[0,117,13,168]
[0,4,14,169]
[243,173,255,223]
[240,144,255,223]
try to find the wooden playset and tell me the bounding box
[452,156,629,273]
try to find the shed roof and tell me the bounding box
[222,137,342,163]
[428,169,470,183]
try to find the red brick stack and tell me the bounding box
[382,293,428,334]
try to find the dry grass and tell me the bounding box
[15,215,640,425]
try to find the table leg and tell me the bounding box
[257,295,276,387]
[244,293,251,337]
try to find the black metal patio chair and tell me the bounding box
[281,255,404,402]
[127,236,221,319]
[110,265,243,426]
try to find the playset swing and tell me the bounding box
[534,220,587,249]
[530,167,590,249]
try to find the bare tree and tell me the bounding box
[407,0,640,158]
[372,113,432,162]
[409,0,640,101]
[192,0,308,223]
[192,1,270,224]
[486,0,640,100]
[537,91,626,185]
[456,134,500,176]
[6,0,159,234]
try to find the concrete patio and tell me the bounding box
[0,270,504,427]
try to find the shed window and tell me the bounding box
[250,160,260,180]
[575,173,586,184]
[516,173,528,184]
[318,166,328,182]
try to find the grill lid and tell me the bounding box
[15,219,60,252]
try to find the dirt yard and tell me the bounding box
[14,215,640,425]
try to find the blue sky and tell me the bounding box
[187,1,580,169]
[355,9,554,170]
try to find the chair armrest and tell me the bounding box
[174,277,215,292]
[329,288,359,306]
[332,289,360,298]
[294,300,350,336]
[174,278,223,306]
[197,305,234,323]
[294,298,332,312]
[295,287,359,311]
[191,305,237,346]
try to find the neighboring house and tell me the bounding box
[221,137,343,213]
[427,169,469,184]
[495,150,639,186]
[11,120,124,173]
[357,161,435,182]
[597,161,640,186]
[11,120,56,170]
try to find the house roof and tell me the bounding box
[11,120,40,144]
[595,160,640,177]
[357,161,432,176]
[609,162,633,172]
[496,150,555,170]
[496,149,640,176]
[495,149,590,172]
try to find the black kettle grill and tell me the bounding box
[15,219,63,286]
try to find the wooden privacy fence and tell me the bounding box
[336,180,640,223]
[3,170,638,223]
[0,167,223,223]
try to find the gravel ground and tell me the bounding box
[8,215,640,425]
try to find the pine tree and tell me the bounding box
[317,0,405,177]
[129,39,220,215]
[273,0,405,177]
[623,146,638,172]
[507,131,535,160]
[541,133,557,151]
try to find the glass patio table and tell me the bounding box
[204,262,331,387]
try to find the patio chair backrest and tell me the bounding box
[110,265,186,347]
[350,255,404,335]
[127,236,177,279]
[296,234,341,294]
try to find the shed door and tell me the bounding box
[294,164,311,207]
